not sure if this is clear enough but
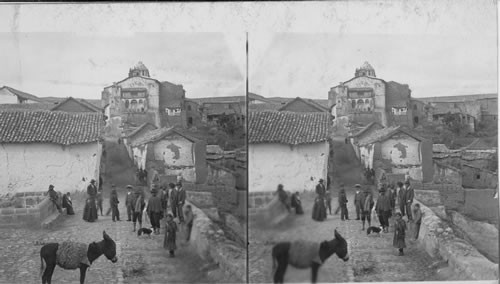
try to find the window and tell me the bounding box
[351,100,356,109]
[365,99,370,104]
[187,105,192,111]
[414,116,419,124]
[188,117,193,126]
[125,100,129,108]
[476,174,481,179]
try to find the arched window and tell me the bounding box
[365,99,370,104]
[131,100,138,110]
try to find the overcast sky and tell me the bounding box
[0,33,245,99]
[0,1,496,100]
[249,33,497,99]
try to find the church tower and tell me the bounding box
[128,61,150,78]
[354,61,376,77]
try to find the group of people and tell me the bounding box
[364,167,376,184]
[47,184,75,215]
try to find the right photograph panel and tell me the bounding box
[247,32,498,283]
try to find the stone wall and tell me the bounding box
[416,200,498,280]
[462,189,498,223]
[248,191,274,214]
[188,201,246,283]
[414,190,441,207]
[0,197,58,228]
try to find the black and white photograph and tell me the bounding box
[0,1,499,284]
[247,1,498,284]
[0,23,247,284]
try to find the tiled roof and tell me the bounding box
[0,111,103,145]
[132,127,200,146]
[278,97,329,112]
[248,111,330,145]
[1,86,44,103]
[358,126,401,146]
[418,93,497,103]
[190,96,246,104]
[0,103,54,111]
[359,127,425,146]
[50,97,102,112]
[124,122,157,138]
[351,122,383,138]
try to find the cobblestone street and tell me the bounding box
[0,193,216,284]
[249,187,464,283]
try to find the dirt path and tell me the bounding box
[248,188,467,283]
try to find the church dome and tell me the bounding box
[355,61,376,77]
[129,61,150,77]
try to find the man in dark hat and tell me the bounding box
[125,185,134,221]
[147,185,163,234]
[176,182,186,223]
[83,179,98,222]
[375,184,392,233]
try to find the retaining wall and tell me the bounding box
[188,201,246,283]
[416,200,498,280]
[0,197,58,228]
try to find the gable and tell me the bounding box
[52,99,98,112]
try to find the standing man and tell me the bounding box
[160,185,169,218]
[169,183,178,218]
[338,184,349,221]
[397,181,407,217]
[375,184,392,233]
[354,184,363,220]
[147,186,163,234]
[125,185,134,221]
[176,182,186,224]
[405,180,414,221]
[361,187,374,231]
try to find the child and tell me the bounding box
[183,205,194,241]
[393,212,407,255]
[110,188,120,222]
[164,214,178,257]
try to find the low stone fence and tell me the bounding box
[414,190,441,206]
[0,197,58,228]
[188,201,246,283]
[248,191,274,215]
[416,200,498,280]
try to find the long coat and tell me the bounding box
[176,188,186,206]
[312,196,327,221]
[354,191,363,209]
[170,189,178,207]
[375,193,392,213]
[393,219,407,249]
[315,183,326,198]
[164,220,178,250]
[406,186,415,204]
[398,187,407,206]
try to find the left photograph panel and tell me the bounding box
[0,32,247,283]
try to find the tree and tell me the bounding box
[217,113,239,135]
[441,112,469,136]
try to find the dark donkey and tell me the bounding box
[272,229,349,283]
[40,230,118,284]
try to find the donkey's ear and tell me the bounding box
[103,230,111,241]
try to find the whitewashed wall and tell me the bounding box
[380,135,423,181]
[132,144,147,170]
[249,142,329,193]
[0,142,100,195]
[359,144,374,169]
[153,136,196,182]
[117,77,160,111]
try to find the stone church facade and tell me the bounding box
[328,62,413,129]
[101,62,186,131]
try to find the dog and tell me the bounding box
[137,228,153,237]
[366,226,383,236]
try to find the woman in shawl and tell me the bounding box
[164,213,178,257]
[62,192,75,215]
[83,179,98,222]
[312,186,327,222]
[393,212,407,256]
[290,192,304,215]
